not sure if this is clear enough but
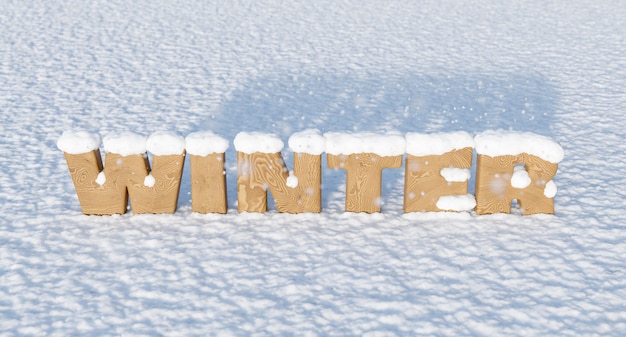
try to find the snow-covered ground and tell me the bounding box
[1,0,626,335]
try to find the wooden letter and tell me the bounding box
[327,153,402,213]
[125,153,186,214]
[62,150,185,215]
[474,153,558,215]
[62,150,127,215]
[189,153,228,214]
[237,152,321,213]
[404,147,474,212]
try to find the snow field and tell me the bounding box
[2,0,626,335]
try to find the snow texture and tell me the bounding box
[56,130,101,154]
[436,194,477,212]
[2,0,626,336]
[288,129,326,155]
[440,168,472,183]
[544,180,558,198]
[185,131,230,156]
[406,131,474,156]
[143,173,156,187]
[95,171,106,186]
[102,131,148,156]
[286,171,299,188]
[234,132,284,154]
[146,131,186,156]
[511,166,532,189]
[475,130,565,163]
[325,132,406,156]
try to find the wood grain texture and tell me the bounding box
[189,153,228,214]
[327,153,402,213]
[63,150,127,215]
[237,152,321,213]
[127,153,185,214]
[291,153,322,213]
[62,151,185,215]
[475,153,558,215]
[404,147,473,212]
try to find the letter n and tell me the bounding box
[237,152,321,213]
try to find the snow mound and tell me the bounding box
[56,130,101,154]
[436,194,477,211]
[544,180,558,198]
[234,132,284,154]
[95,171,106,186]
[474,130,564,163]
[103,131,148,156]
[286,171,299,188]
[288,129,326,155]
[406,131,474,156]
[185,131,229,156]
[324,132,406,156]
[440,168,471,182]
[144,173,156,187]
[146,131,186,156]
[511,166,532,189]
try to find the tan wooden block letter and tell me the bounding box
[327,153,402,213]
[189,153,228,214]
[475,153,558,215]
[237,152,321,213]
[404,147,473,212]
[63,150,127,215]
[125,153,186,214]
[62,150,185,215]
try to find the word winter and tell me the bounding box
[57,129,564,216]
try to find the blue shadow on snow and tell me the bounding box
[186,72,557,212]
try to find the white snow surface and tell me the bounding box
[143,173,156,187]
[544,180,558,198]
[2,1,626,336]
[102,131,148,156]
[511,166,532,189]
[440,168,472,183]
[325,132,406,156]
[146,131,186,156]
[406,131,474,156]
[475,130,565,163]
[95,171,106,186]
[286,171,299,188]
[288,129,326,155]
[234,131,285,154]
[56,130,101,154]
[436,194,477,212]
[185,131,230,156]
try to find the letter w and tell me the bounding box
[61,149,185,215]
